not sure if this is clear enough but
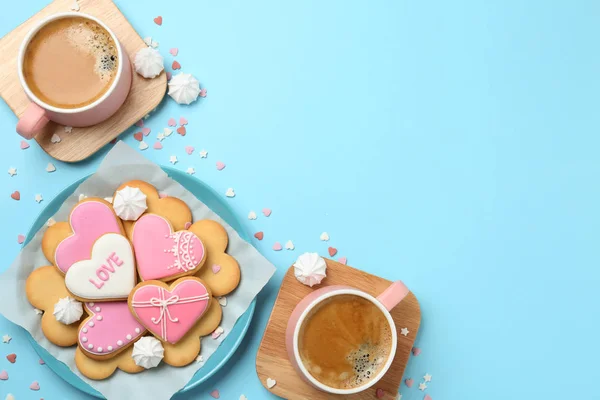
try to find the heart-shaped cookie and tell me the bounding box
[129,277,211,344]
[54,199,123,274]
[65,233,136,301]
[132,214,206,281]
[79,301,146,360]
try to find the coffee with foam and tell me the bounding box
[23,17,118,109]
[298,294,392,389]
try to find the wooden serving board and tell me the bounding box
[256,259,421,400]
[0,0,167,162]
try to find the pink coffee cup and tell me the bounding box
[16,12,132,139]
[285,281,409,395]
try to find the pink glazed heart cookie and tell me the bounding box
[45,198,124,274]
[79,301,146,360]
[132,214,206,281]
[128,277,212,344]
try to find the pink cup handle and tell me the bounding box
[16,102,49,139]
[377,281,409,311]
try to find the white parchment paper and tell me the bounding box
[0,142,276,399]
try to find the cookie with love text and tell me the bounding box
[65,233,136,302]
[42,198,124,275]
[132,214,206,281]
[112,180,192,239]
[75,346,143,380]
[25,266,82,347]
[128,277,212,344]
[78,301,146,360]
[189,220,241,296]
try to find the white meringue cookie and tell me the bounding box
[132,336,164,369]
[53,296,83,325]
[168,72,201,105]
[113,186,147,221]
[134,47,164,79]
[293,252,327,287]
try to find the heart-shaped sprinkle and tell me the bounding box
[216,161,226,171]
[6,354,16,363]
[218,297,227,306]
[64,125,73,133]
[273,242,282,251]
[266,378,277,389]
[38,358,45,365]
[0,370,7,380]
[412,347,421,356]
[168,118,177,127]
[170,48,179,56]
[285,240,294,250]
[200,88,207,98]
[375,388,384,398]
[17,234,25,244]
[211,264,221,274]
[177,126,186,136]
[225,188,235,198]
[20,140,30,149]
[141,127,151,136]
[209,390,220,399]
[179,116,188,125]
[46,162,56,173]
[133,132,143,141]
[159,192,168,198]
[5,394,14,400]
[337,256,347,265]
[166,71,172,81]
[320,232,329,241]
[135,119,144,127]
[328,247,337,257]
[10,191,20,201]
[405,378,414,388]
[262,208,272,217]
[139,141,149,150]
[153,142,163,150]
[254,232,264,240]
[51,133,61,143]
[184,222,192,229]
[164,128,173,137]
[172,60,181,70]
[70,1,80,11]
[424,395,433,400]
[248,211,257,220]
[185,146,194,155]
[211,326,224,339]
[29,381,40,391]
[153,16,162,25]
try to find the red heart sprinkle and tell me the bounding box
[10,191,20,201]
[6,354,16,363]
[424,395,433,400]
[254,232,264,240]
[404,378,414,388]
[177,126,186,136]
[134,119,144,127]
[375,388,385,398]
[153,16,162,25]
[133,132,143,141]
[328,247,337,257]
[172,60,181,70]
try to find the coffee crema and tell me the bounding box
[298,294,392,390]
[23,17,118,109]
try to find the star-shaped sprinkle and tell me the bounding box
[196,355,204,363]
[400,327,409,336]
[2,335,11,344]
[186,167,195,175]
[46,218,56,227]
[64,126,73,133]
[157,133,165,141]
[199,149,208,158]
[7,168,16,177]
[34,194,43,203]
[418,382,427,391]
[34,309,43,315]
[423,373,432,382]
[169,155,178,164]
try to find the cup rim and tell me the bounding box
[17,12,124,114]
[292,288,398,395]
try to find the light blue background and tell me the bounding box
[1,1,598,399]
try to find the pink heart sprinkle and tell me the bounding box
[158,192,168,199]
[424,395,433,400]
[337,256,347,265]
[273,242,282,251]
[184,222,192,229]
[262,208,272,217]
[38,358,45,365]
[412,347,421,356]
[375,388,384,398]
[30,381,40,391]
[0,370,7,380]
[166,72,172,81]
[209,390,220,399]
[153,142,163,150]
[211,329,223,339]
[17,234,25,244]
[405,378,414,388]
[185,146,194,155]
[212,264,221,274]
[134,119,144,127]
[179,117,188,126]
[20,140,30,149]
[168,118,177,127]
[141,127,151,136]
[169,48,179,56]
[200,88,207,98]
[216,161,226,171]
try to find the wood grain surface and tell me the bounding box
[0,0,166,162]
[256,259,421,399]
